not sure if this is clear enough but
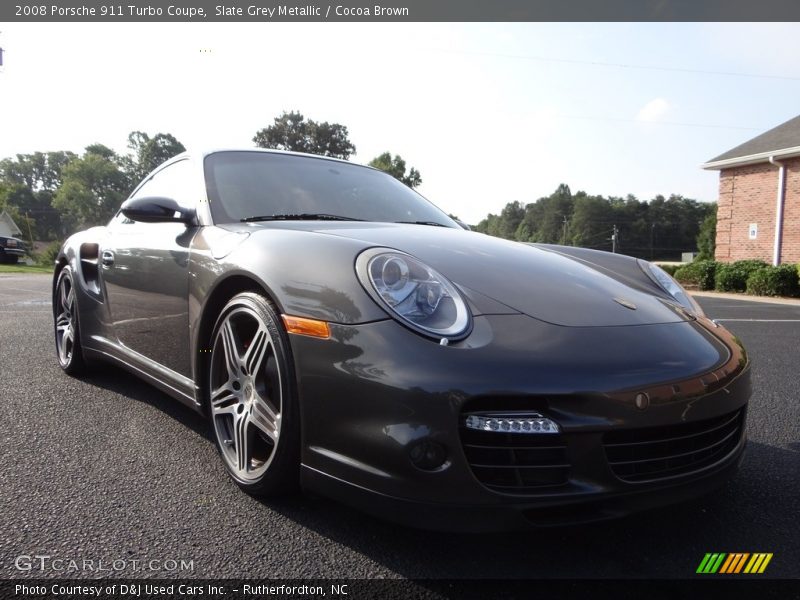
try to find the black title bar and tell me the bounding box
[2,579,799,600]
[5,0,800,22]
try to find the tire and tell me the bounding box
[207,292,300,497]
[54,266,87,375]
[0,254,17,264]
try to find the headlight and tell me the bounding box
[356,248,471,339]
[640,261,705,318]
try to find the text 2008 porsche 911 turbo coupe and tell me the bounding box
[53,149,750,531]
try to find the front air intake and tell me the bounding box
[460,411,569,493]
[603,408,745,482]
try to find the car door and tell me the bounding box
[101,159,200,378]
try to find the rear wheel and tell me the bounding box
[54,266,87,375]
[207,292,300,496]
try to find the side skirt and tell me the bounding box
[83,340,204,415]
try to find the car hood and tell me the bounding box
[239,222,686,327]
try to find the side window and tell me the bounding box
[129,159,197,209]
[113,160,197,228]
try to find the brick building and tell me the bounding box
[702,114,800,265]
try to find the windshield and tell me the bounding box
[204,151,458,227]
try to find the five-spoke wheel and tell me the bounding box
[208,292,299,495]
[54,267,86,374]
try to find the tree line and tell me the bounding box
[0,110,715,261]
[473,184,716,261]
[0,132,186,240]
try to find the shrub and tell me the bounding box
[37,241,62,267]
[746,264,800,297]
[674,260,717,291]
[714,259,769,292]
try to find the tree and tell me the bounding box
[570,192,613,249]
[0,181,35,242]
[253,111,356,159]
[52,146,130,231]
[123,131,186,183]
[534,184,573,243]
[368,152,422,188]
[473,186,711,260]
[696,209,717,260]
[0,151,77,239]
[496,200,526,240]
[0,151,76,192]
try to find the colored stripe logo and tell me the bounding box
[696,553,773,574]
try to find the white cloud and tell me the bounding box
[636,98,670,122]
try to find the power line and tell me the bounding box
[431,47,800,82]
[576,228,615,243]
[425,47,768,131]
[549,113,760,131]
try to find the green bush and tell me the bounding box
[746,264,800,297]
[36,241,62,267]
[714,259,769,292]
[674,260,717,291]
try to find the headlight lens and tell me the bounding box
[356,248,471,339]
[641,261,705,318]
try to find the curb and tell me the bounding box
[690,291,800,306]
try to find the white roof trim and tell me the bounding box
[702,146,800,170]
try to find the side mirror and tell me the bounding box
[120,196,196,225]
[454,218,472,231]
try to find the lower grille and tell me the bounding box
[604,409,744,482]
[460,425,569,493]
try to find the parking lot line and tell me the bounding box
[714,319,800,322]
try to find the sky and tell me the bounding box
[1,22,800,224]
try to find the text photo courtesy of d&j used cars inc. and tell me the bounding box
[0,2,799,600]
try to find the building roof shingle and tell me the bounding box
[705,114,800,166]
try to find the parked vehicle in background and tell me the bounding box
[0,235,26,264]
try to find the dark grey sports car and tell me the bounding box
[53,149,750,530]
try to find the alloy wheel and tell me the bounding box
[209,305,283,482]
[55,273,77,367]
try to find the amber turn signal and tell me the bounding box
[281,315,331,339]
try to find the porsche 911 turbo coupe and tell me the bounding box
[53,149,750,531]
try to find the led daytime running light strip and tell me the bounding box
[465,414,560,434]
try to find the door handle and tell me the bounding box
[101,250,115,267]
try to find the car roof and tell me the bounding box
[169,147,376,170]
[130,148,384,202]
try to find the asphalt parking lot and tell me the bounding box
[0,273,798,580]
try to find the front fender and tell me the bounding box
[191,227,388,326]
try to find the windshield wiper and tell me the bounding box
[241,213,363,223]
[395,220,449,227]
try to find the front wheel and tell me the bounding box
[54,266,87,375]
[207,292,300,496]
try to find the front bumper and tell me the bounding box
[290,314,750,531]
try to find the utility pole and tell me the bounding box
[650,223,655,260]
[611,224,618,253]
[25,212,34,248]
[561,215,568,246]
